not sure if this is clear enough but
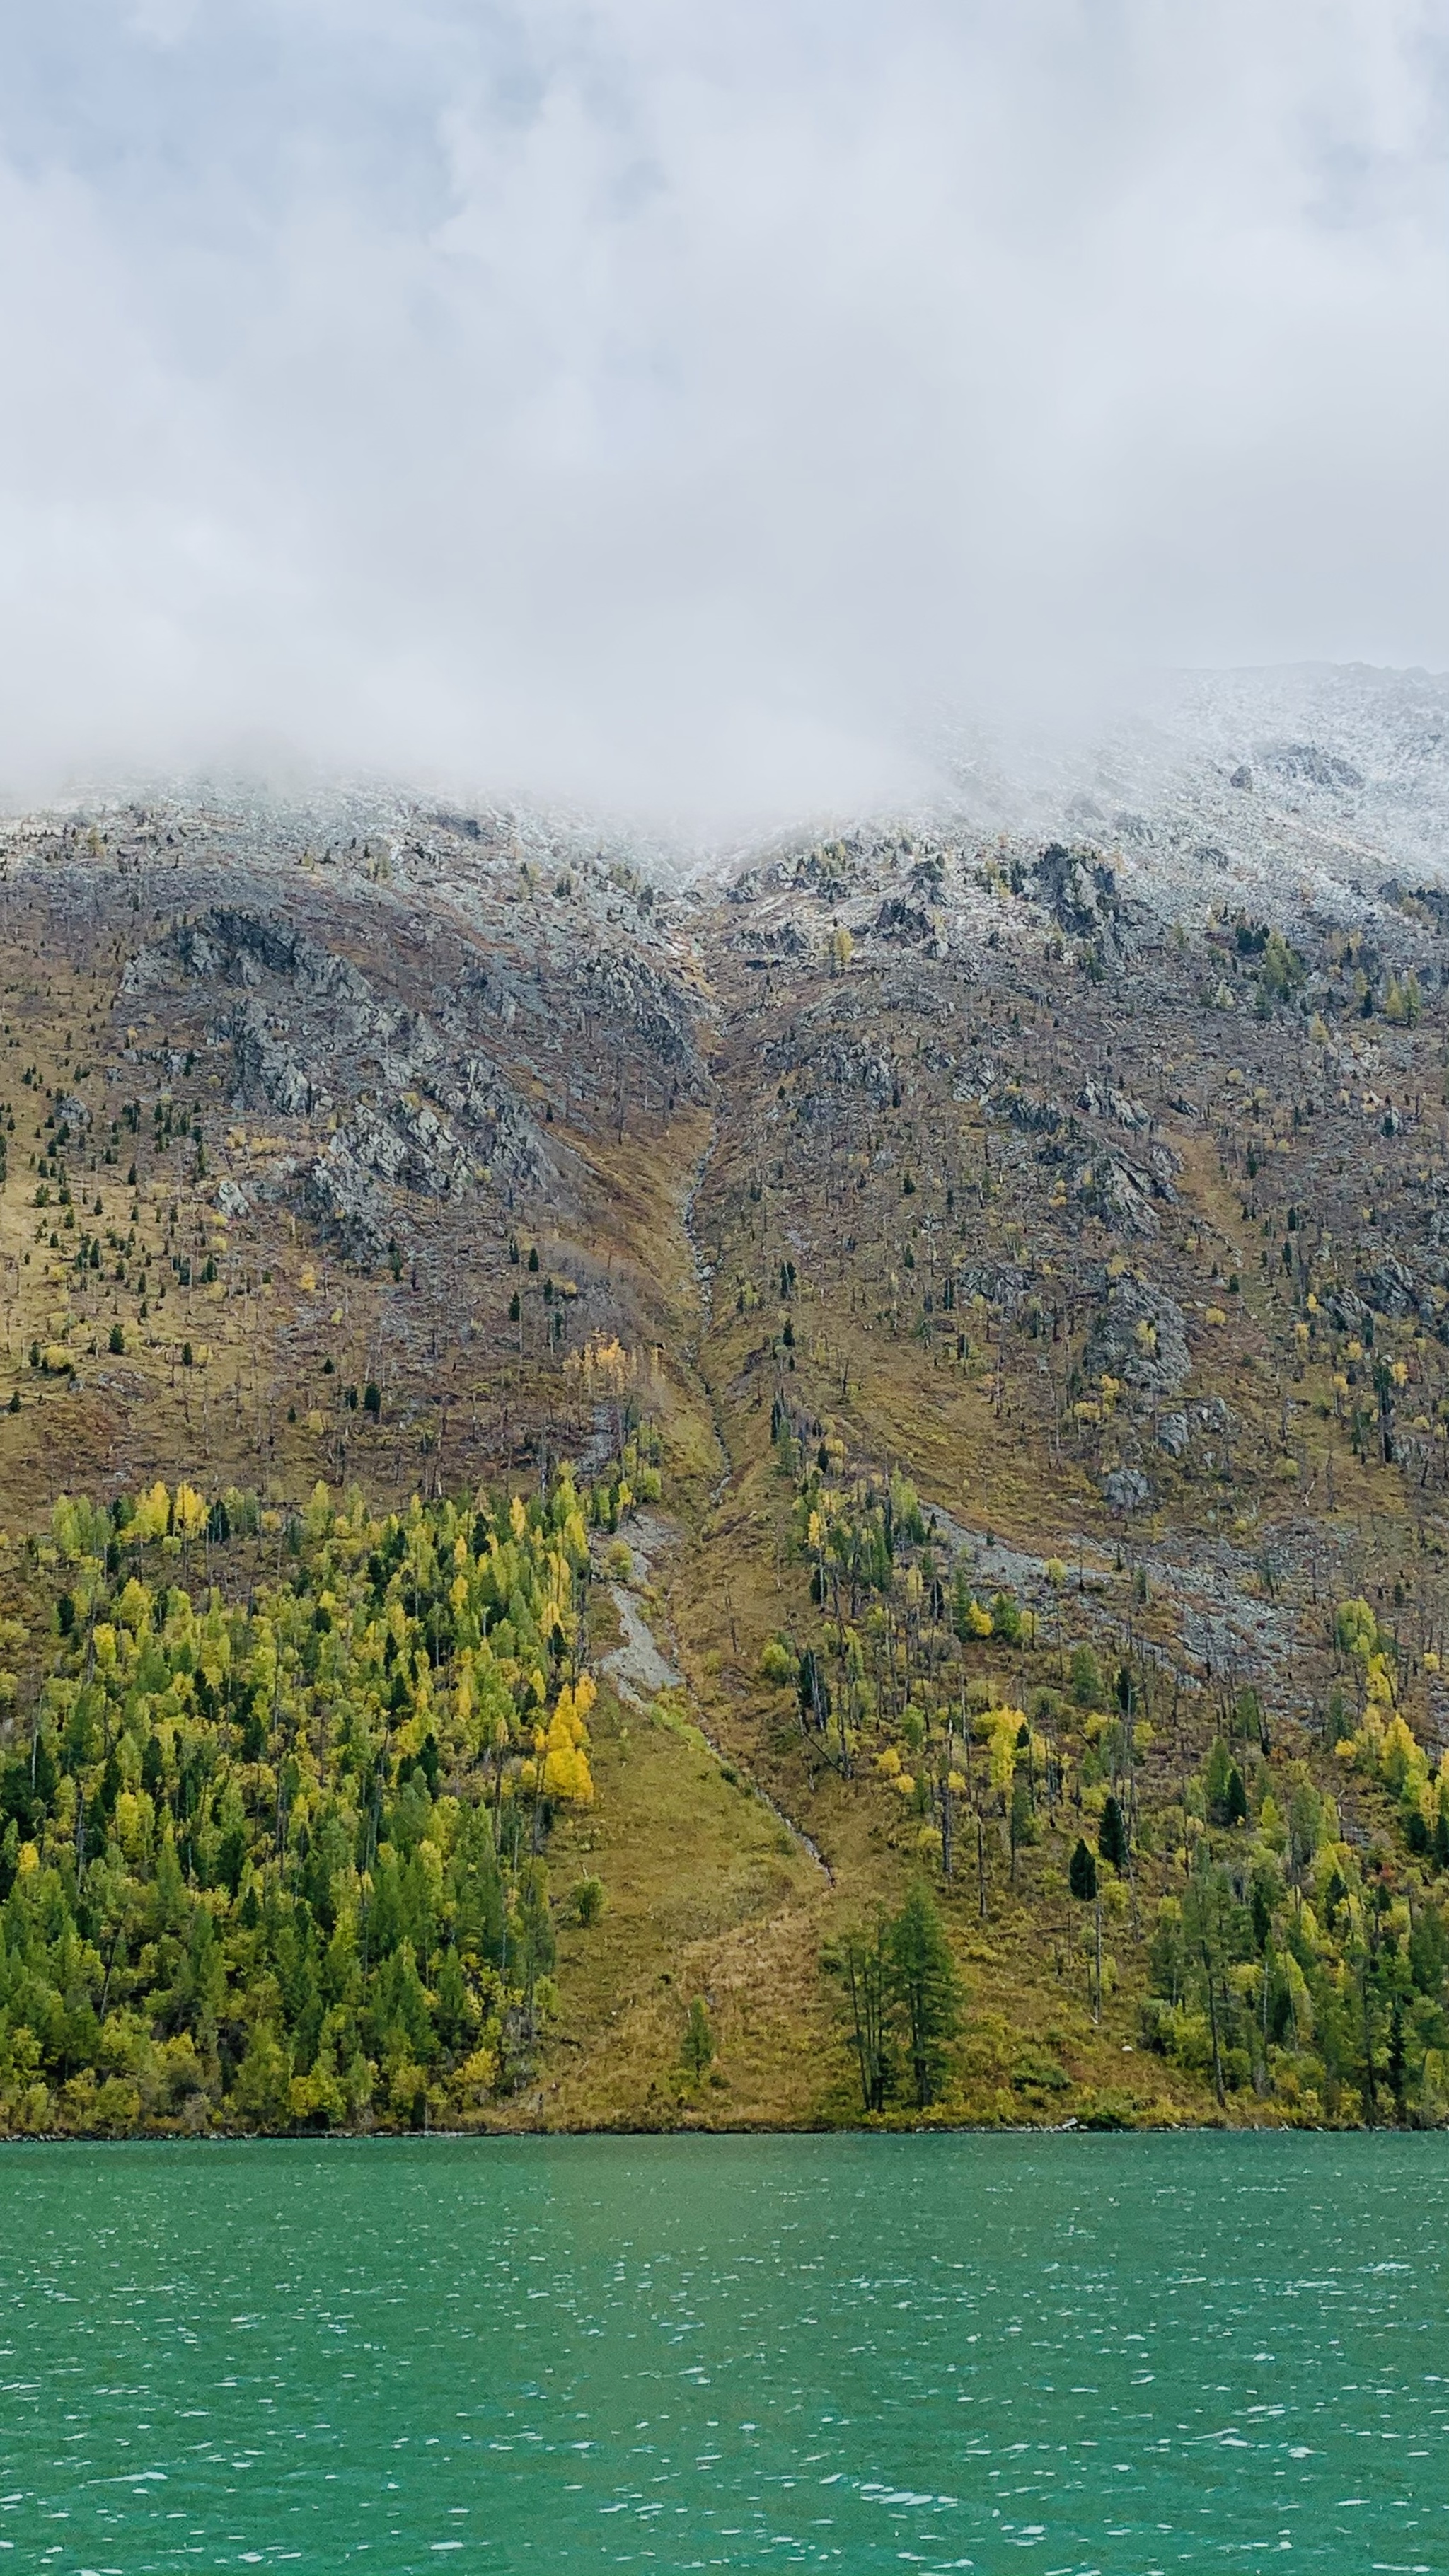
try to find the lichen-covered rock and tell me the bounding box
[427,1059,553,1189]
[1327,1286,1370,1333]
[125,907,370,1007]
[579,949,695,1068]
[250,1155,300,1204]
[1103,1467,1151,1511]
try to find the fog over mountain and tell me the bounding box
[926,662,1449,918]
[21,660,1449,940]
[2,3,1448,828]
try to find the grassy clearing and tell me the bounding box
[512,1676,834,2130]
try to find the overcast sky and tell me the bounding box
[0,0,1445,828]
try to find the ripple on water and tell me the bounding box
[0,2133,1445,2570]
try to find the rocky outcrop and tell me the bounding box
[1358,1254,1417,1319]
[870,897,936,945]
[1034,843,1121,936]
[1075,1154,1164,1238]
[1000,1087,1066,1137]
[956,1261,1032,1318]
[231,1001,324,1118]
[425,1060,552,1190]
[1083,1276,1191,1397]
[117,891,576,1252]
[307,1131,388,1257]
[579,950,695,1070]
[125,908,371,1007]
[1257,740,1363,792]
[1078,1078,1150,1132]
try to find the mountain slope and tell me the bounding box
[2,676,1449,2134]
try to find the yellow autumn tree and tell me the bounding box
[132,1481,171,1543]
[981,1702,1037,1793]
[542,1677,596,1804]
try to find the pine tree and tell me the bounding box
[514,1860,555,2035]
[1387,1994,1407,2122]
[840,1919,891,2113]
[889,1883,961,2110]
[1098,1794,1128,1871]
[1204,1738,1233,1823]
[1069,1837,1098,1902]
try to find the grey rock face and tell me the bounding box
[1257,740,1363,792]
[1157,1411,1189,1457]
[231,1001,323,1119]
[814,1039,896,1104]
[1083,1276,1191,1397]
[1103,1467,1151,1511]
[1359,1255,1416,1318]
[1000,1087,1066,1136]
[1327,1287,1370,1333]
[1035,842,1116,933]
[579,949,696,1069]
[1075,1155,1158,1238]
[870,897,936,945]
[307,1132,388,1257]
[427,1059,553,1189]
[956,1261,1032,1317]
[1078,1078,1148,1131]
[250,1156,301,1204]
[112,888,591,1253]
[125,908,369,1007]
[766,918,810,956]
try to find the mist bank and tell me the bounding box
[9,660,1449,910]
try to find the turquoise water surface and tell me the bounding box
[0,2132,1445,2573]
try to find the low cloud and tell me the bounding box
[0,1,1446,831]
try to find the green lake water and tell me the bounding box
[0,2132,1445,2575]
